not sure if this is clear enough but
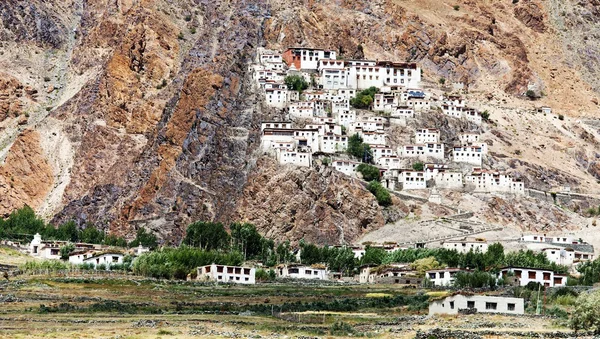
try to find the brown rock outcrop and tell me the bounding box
[0,130,53,216]
[236,158,386,246]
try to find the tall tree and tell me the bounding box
[183,221,229,251]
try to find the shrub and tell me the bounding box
[357,164,380,182]
[350,87,378,109]
[526,90,537,99]
[255,268,274,281]
[177,32,184,40]
[330,322,355,335]
[558,114,565,121]
[60,243,75,260]
[284,75,308,93]
[190,27,197,34]
[367,181,392,206]
[439,77,446,85]
[481,110,490,121]
[184,15,192,22]
[322,157,331,166]
[412,162,424,171]
[453,5,460,10]
[347,134,372,161]
[132,246,243,279]
[571,290,600,333]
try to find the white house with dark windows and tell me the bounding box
[452,146,483,166]
[442,238,488,254]
[400,170,427,190]
[415,128,440,144]
[426,268,470,286]
[429,295,524,315]
[197,264,255,284]
[82,252,124,269]
[332,160,361,176]
[499,267,567,287]
[465,168,525,195]
[278,264,329,280]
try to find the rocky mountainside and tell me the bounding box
[0,0,599,245]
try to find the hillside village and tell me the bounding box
[252,47,526,203]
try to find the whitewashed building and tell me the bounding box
[346,60,421,90]
[377,156,401,169]
[452,146,483,166]
[429,295,524,315]
[320,134,348,153]
[415,128,440,144]
[401,171,427,190]
[465,168,525,195]
[543,248,576,266]
[370,145,396,161]
[337,110,356,127]
[402,144,445,160]
[361,131,386,145]
[499,267,567,287]
[261,121,292,132]
[197,264,256,284]
[288,101,315,119]
[332,159,361,176]
[442,238,488,253]
[283,48,337,70]
[83,252,124,269]
[424,164,464,189]
[278,264,329,280]
[277,149,312,167]
[426,268,469,286]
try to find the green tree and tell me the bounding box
[300,241,322,265]
[571,290,600,334]
[481,110,490,121]
[357,164,380,181]
[183,221,229,251]
[367,181,392,206]
[129,228,158,249]
[275,241,294,264]
[284,75,309,93]
[411,256,443,276]
[104,234,128,247]
[350,87,379,109]
[230,222,265,260]
[453,271,497,288]
[526,90,537,99]
[347,134,372,161]
[57,221,79,242]
[360,246,387,266]
[80,224,105,244]
[60,243,75,260]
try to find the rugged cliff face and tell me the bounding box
[0,0,599,244]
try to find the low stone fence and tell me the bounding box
[414,328,590,339]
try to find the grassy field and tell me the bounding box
[0,274,577,338]
[0,247,578,338]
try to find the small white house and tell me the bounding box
[442,238,488,254]
[400,171,427,190]
[69,250,98,265]
[543,247,575,266]
[197,264,256,284]
[276,149,312,167]
[83,252,124,269]
[278,264,328,280]
[426,268,469,286]
[332,159,362,176]
[415,128,440,144]
[452,146,483,166]
[499,267,567,287]
[429,295,524,315]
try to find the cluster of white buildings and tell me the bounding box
[253,47,523,198]
[520,234,594,266]
[27,233,149,270]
